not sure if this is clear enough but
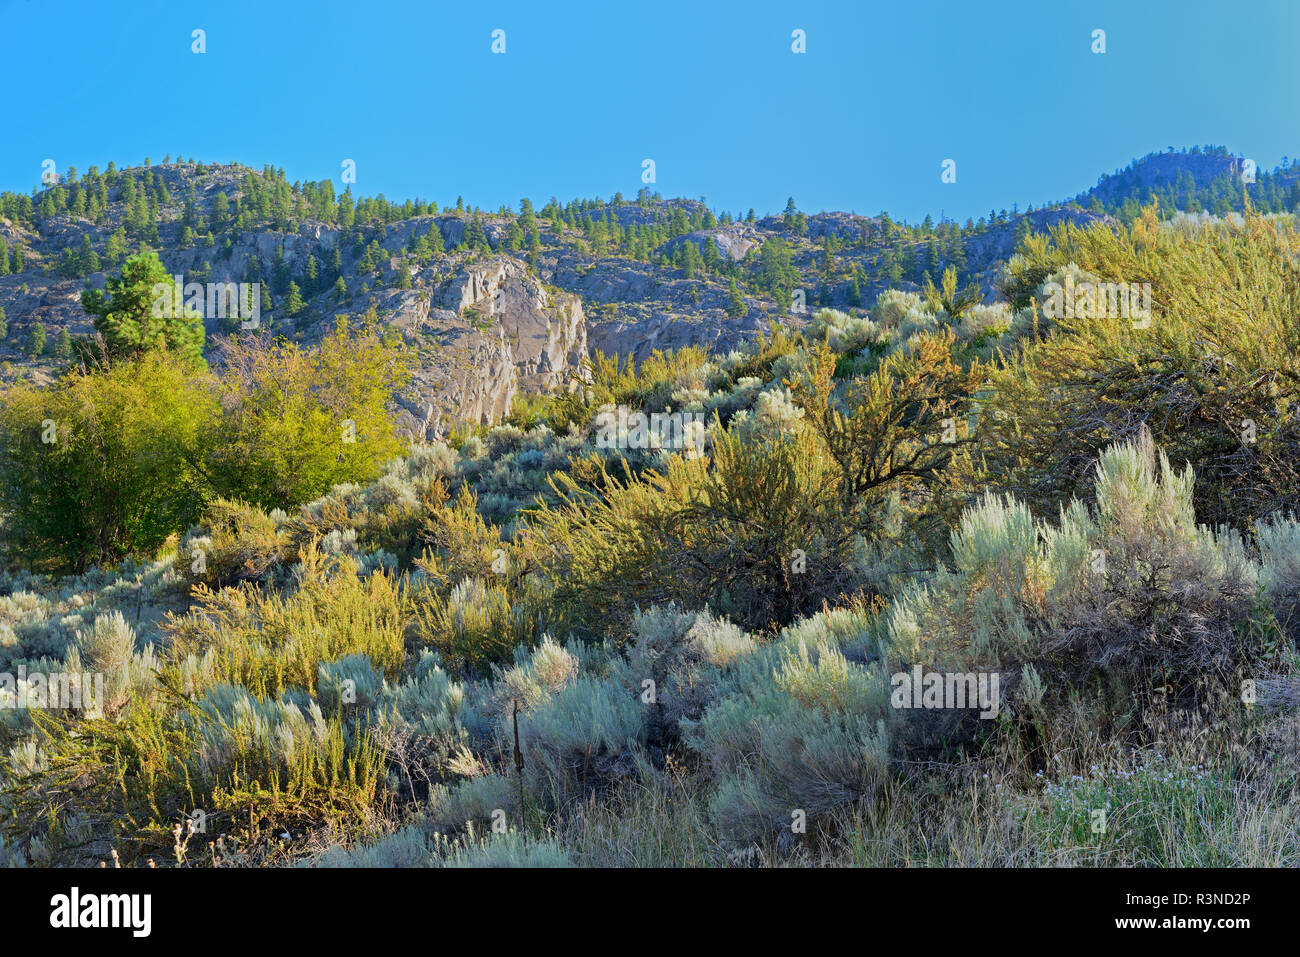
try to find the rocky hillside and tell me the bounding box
[1078,146,1300,219]
[0,148,1290,428]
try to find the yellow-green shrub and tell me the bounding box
[0,350,216,571]
[164,541,408,699]
[523,422,856,634]
[982,206,1300,529]
[206,318,413,511]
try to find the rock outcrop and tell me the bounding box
[660,226,760,262]
[377,257,587,435]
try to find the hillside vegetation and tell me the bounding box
[0,199,1298,868]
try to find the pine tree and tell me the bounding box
[676,240,703,279]
[884,248,903,284]
[104,229,127,265]
[755,237,798,304]
[211,191,230,231]
[726,278,747,317]
[506,220,524,251]
[925,238,940,278]
[464,216,490,252]
[79,233,100,274]
[80,251,205,366]
[0,238,8,276]
[126,190,147,232]
[58,248,80,278]
[24,322,46,357]
[305,255,320,296]
[702,237,721,271]
[285,280,305,317]
[52,327,73,359]
[334,276,348,301]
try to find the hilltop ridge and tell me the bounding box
[0,147,1294,427]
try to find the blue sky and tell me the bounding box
[2,0,1297,222]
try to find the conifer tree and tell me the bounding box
[81,251,205,366]
[79,233,100,274]
[305,255,320,296]
[24,322,45,357]
[104,228,127,265]
[285,280,305,317]
[726,278,747,317]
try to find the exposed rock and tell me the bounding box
[378,257,588,434]
[588,308,774,365]
[660,226,759,262]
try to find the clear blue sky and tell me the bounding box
[2,0,1297,223]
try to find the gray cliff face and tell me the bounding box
[660,225,760,262]
[376,257,587,436]
[586,309,773,365]
[439,258,587,393]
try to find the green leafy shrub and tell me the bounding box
[0,320,416,572]
[206,319,413,511]
[0,351,216,571]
